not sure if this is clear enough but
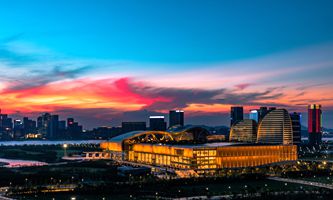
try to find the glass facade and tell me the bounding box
[101,126,297,174]
[123,143,297,173]
[229,119,257,143]
[257,109,293,145]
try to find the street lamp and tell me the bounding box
[63,144,68,158]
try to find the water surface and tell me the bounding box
[0,140,104,146]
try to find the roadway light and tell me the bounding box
[63,144,68,157]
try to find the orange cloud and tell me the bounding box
[0,77,171,114]
[0,76,332,118]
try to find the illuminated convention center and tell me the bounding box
[101,109,298,174]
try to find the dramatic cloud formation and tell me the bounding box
[0,36,333,128]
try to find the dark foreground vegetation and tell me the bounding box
[0,160,331,200]
[1,144,333,199]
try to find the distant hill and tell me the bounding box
[186,124,230,135]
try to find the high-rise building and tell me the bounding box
[122,122,146,133]
[48,115,59,139]
[58,120,66,130]
[308,104,322,145]
[23,117,36,135]
[57,120,66,139]
[13,119,24,139]
[169,110,184,128]
[67,118,82,139]
[37,116,43,130]
[0,112,13,139]
[290,112,301,145]
[257,109,293,145]
[37,113,51,137]
[230,107,243,126]
[258,107,268,122]
[149,116,167,131]
[229,119,257,143]
[249,110,259,123]
[67,118,74,127]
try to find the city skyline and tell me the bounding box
[0,106,329,131]
[1,0,333,129]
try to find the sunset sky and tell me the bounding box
[0,0,333,129]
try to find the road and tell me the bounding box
[267,177,333,190]
[0,187,14,200]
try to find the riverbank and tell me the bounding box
[0,140,104,146]
[0,143,100,163]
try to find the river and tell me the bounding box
[0,158,48,168]
[0,140,105,168]
[0,140,105,146]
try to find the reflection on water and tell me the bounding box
[0,140,104,146]
[0,158,48,168]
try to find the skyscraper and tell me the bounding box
[0,113,13,138]
[48,115,59,139]
[58,120,66,139]
[67,118,74,127]
[149,116,167,131]
[13,119,24,139]
[257,109,293,145]
[308,104,322,145]
[23,117,37,135]
[58,120,66,130]
[290,112,301,145]
[37,113,51,138]
[67,118,83,139]
[169,110,184,128]
[230,107,243,126]
[258,107,268,122]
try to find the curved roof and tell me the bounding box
[167,125,209,133]
[109,131,146,143]
[108,125,210,144]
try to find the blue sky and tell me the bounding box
[0,0,333,128]
[1,0,333,63]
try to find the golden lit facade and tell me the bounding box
[101,126,297,173]
[229,119,257,143]
[120,143,297,173]
[257,109,293,145]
